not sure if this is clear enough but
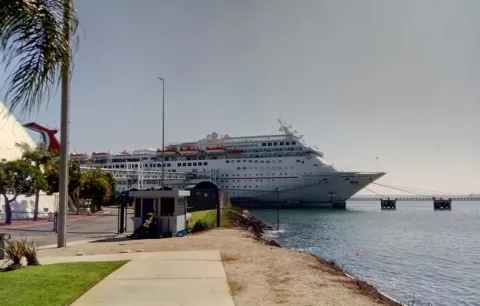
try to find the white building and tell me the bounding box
[0,101,57,221]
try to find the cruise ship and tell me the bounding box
[26,120,385,207]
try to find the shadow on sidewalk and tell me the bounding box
[89,236,131,243]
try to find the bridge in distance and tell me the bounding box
[349,196,480,201]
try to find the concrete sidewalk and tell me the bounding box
[40,251,235,306]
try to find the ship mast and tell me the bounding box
[277,118,305,144]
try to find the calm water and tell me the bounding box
[252,201,480,306]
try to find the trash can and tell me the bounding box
[0,233,11,260]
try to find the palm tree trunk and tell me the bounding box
[33,190,40,221]
[57,0,72,248]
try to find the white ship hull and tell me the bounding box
[227,172,385,208]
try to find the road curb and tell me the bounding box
[38,239,99,250]
[38,234,125,250]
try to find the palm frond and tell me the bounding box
[0,0,78,117]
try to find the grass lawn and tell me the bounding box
[188,209,216,229]
[0,261,128,306]
[188,206,237,230]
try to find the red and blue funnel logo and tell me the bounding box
[22,122,61,153]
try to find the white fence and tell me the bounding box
[0,193,58,221]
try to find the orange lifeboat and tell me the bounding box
[228,149,243,154]
[70,153,89,160]
[91,151,110,157]
[157,149,177,155]
[70,153,87,157]
[179,146,198,155]
[205,145,225,154]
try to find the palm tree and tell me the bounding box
[0,0,78,115]
[1,0,78,247]
[15,142,56,221]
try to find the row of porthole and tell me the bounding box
[224,185,292,189]
[222,179,277,183]
[226,186,302,192]
[226,159,284,164]
[234,166,295,171]
[221,172,313,177]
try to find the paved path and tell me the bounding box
[1,208,134,247]
[40,251,235,306]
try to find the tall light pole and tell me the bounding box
[58,0,72,247]
[159,77,165,189]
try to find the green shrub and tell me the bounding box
[1,237,40,271]
[191,219,210,233]
[2,239,26,271]
[23,238,39,266]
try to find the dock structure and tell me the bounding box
[335,195,480,211]
[380,198,397,210]
[349,196,480,201]
[331,199,347,209]
[432,198,452,210]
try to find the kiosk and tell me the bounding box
[129,189,190,237]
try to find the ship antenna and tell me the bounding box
[277,117,305,143]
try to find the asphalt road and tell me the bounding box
[2,210,134,247]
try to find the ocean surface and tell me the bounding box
[252,201,480,306]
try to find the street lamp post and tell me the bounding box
[159,77,165,189]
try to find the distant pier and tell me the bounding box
[349,196,480,201]
[345,195,480,211]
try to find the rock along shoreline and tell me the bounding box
[239,209,403,306]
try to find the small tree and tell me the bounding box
[44,162,81,211]
[80,168,113,213]
[0,160,47,224]
[104,172,117,206]
[15,142,56,221]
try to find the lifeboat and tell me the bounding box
[179,147,198,155]
[70,153,89,160]
[205,145,225,154]
[157,148,177,155]
[91,151,111,157]
[228,149,243,154]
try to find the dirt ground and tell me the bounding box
[39,228,394,306]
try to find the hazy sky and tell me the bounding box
[1,0,479,194]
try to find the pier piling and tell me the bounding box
[433,197,452,210]
[331,200,347,209]
[380,198,397,210]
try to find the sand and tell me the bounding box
[39,228,394,306]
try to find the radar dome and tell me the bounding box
[212,132,218,139]
[0,101,35,161]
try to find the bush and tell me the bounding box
[23,238,39,266]
[2,239,26,271]
[191,219,210,233]
[1,237,40,272]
